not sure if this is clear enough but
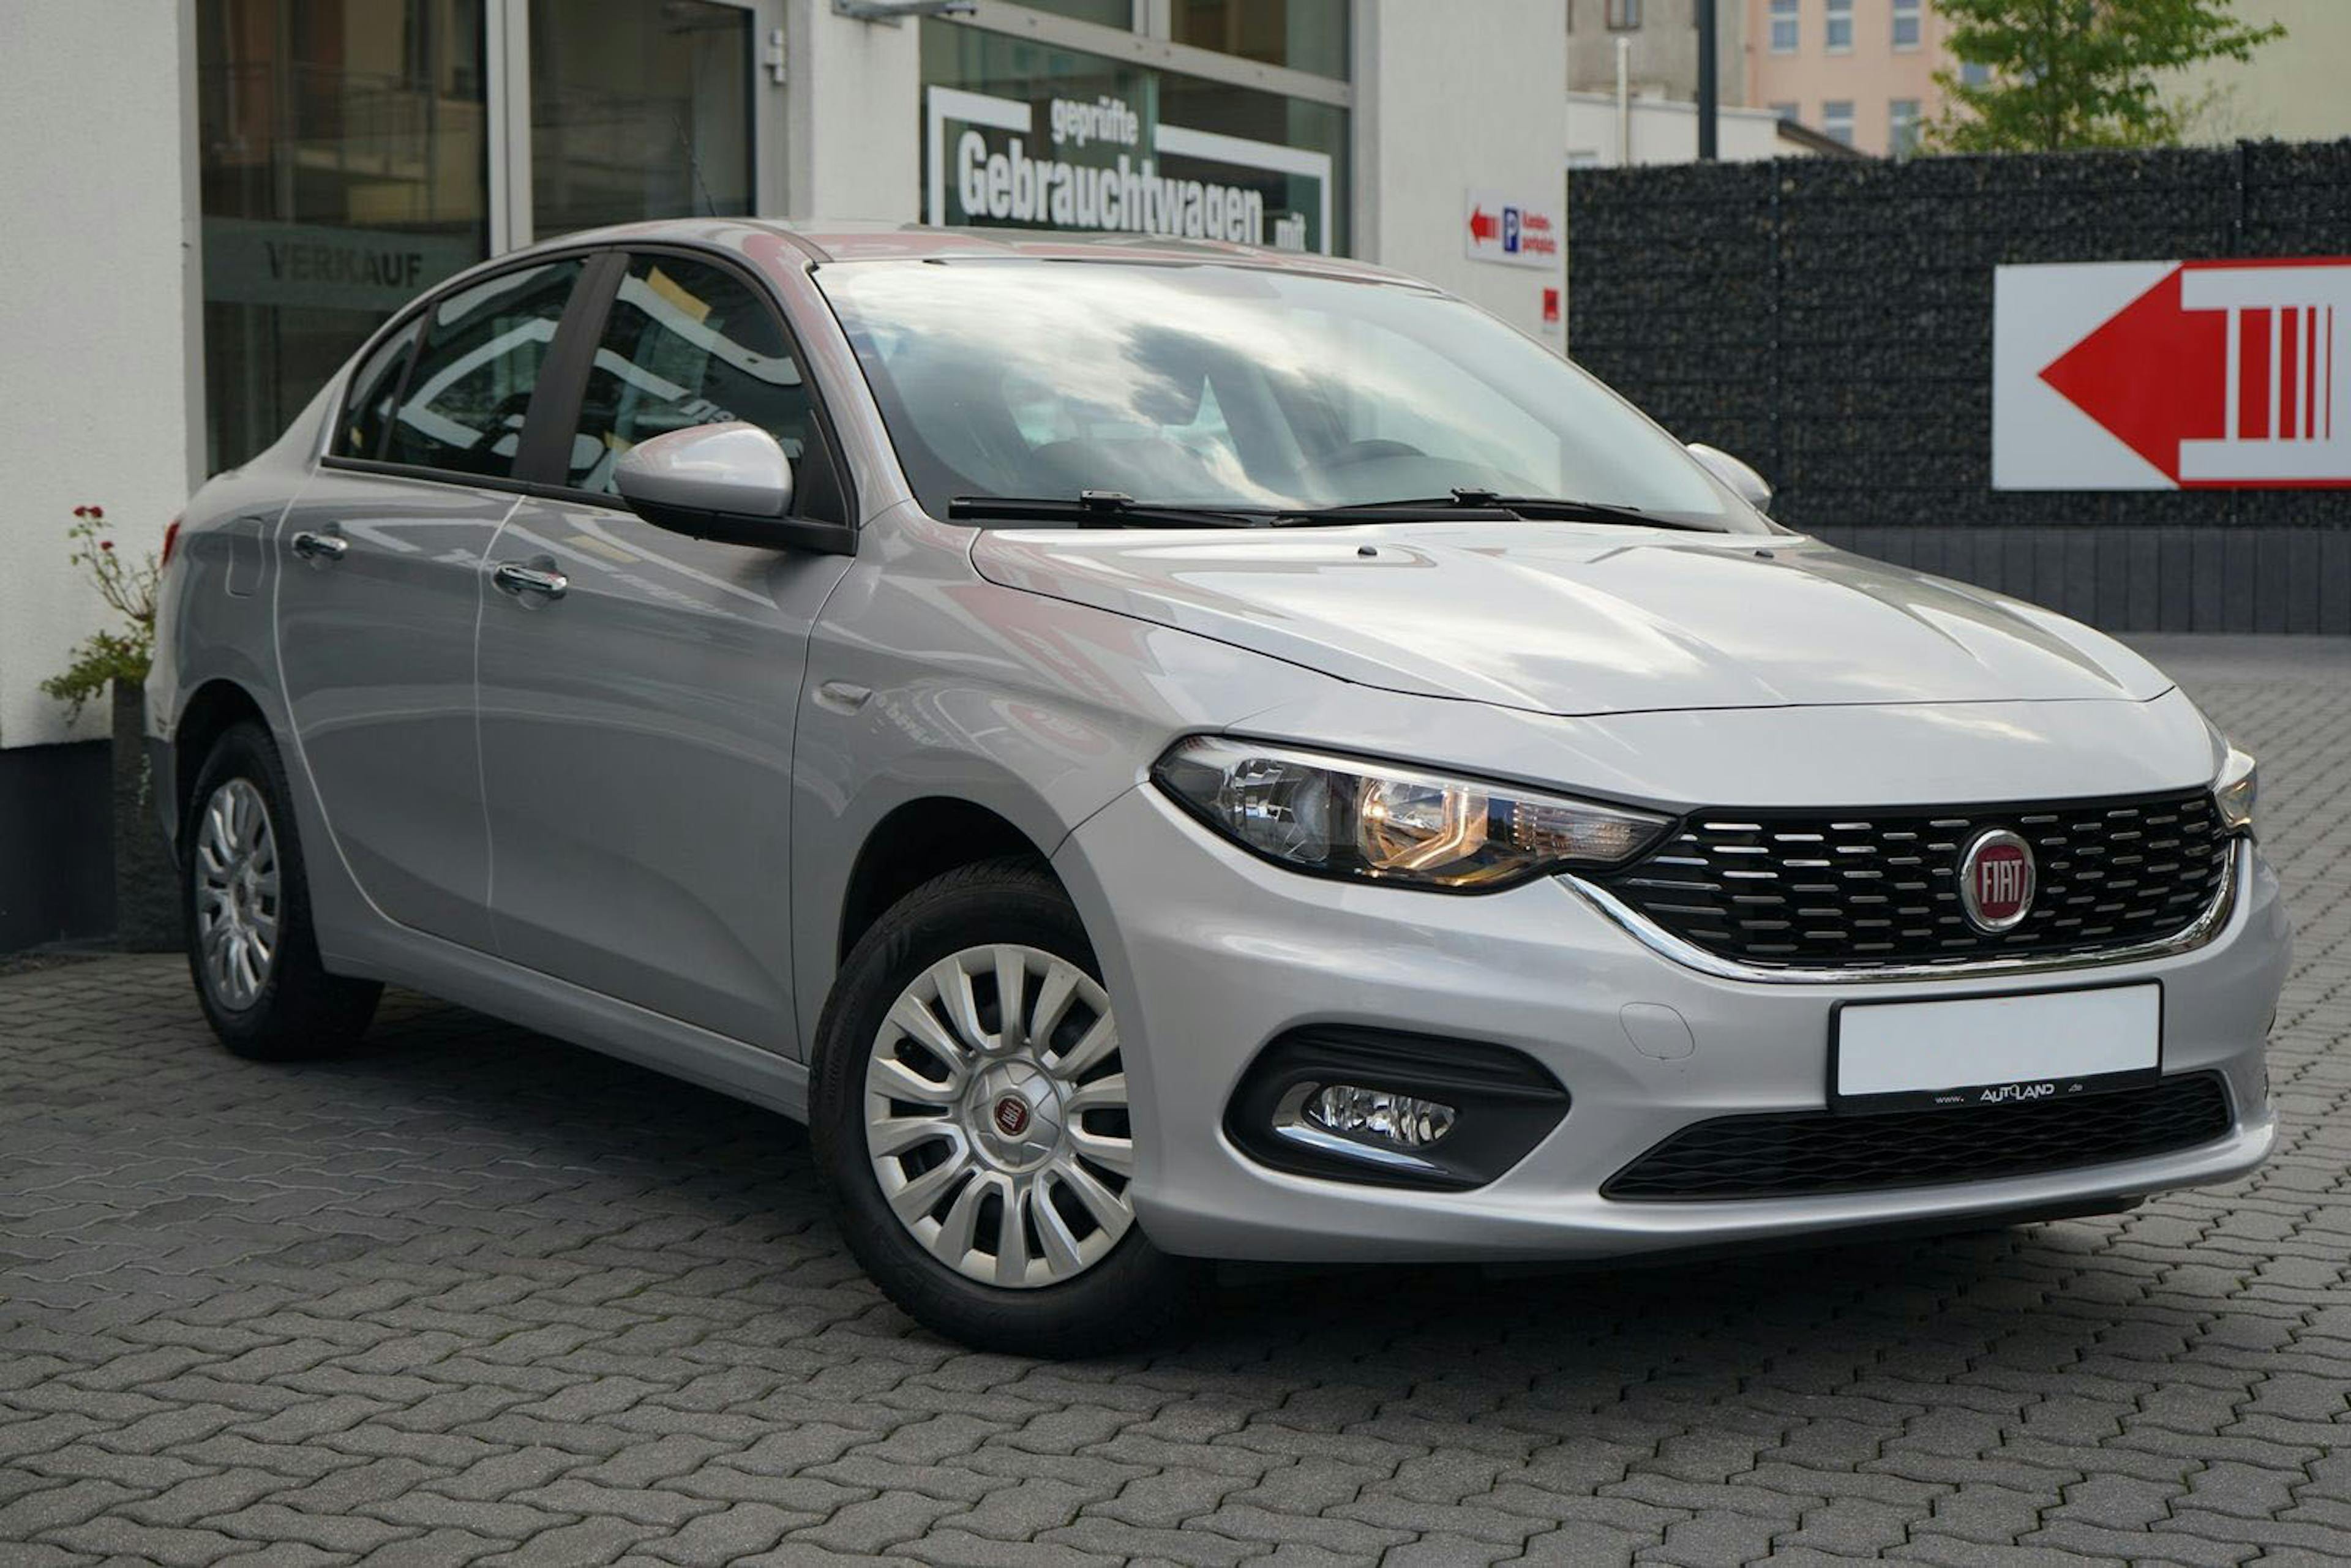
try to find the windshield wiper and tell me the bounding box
[948,491,1271,529]
[1276,488,1714,531]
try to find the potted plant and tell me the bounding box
[43,505,178,952]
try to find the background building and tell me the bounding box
[2172,0,2351,144]
[1745,0,1953,155]
[0,0,1576,949]
[1567,0,1747,102]
[1564,0,1841,165]
[1567,92,1808,165]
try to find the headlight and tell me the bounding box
[1151,736,1672,890]
[2214,744,2257,833]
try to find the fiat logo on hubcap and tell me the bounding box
[1959,828,2036,932]
[992,1095,1030,1137]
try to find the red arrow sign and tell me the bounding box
[2037,265,2227,484]
[2033,258,2350,487]
[1468,206,1499,244]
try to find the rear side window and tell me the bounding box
[565,254,817,494]
[336,316,421,460]
[384,258,585,478]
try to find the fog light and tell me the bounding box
[1305,1085,1458,1149]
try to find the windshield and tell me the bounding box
[814,259,1763,532]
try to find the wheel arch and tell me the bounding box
[173,678,272,833]
[835,795,1058,966]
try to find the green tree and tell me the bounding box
[1925,0,2285,153]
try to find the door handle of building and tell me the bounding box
[290,530,347,562]
[492,561,569,601]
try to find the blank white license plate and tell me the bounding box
[1832,982,2162,1114]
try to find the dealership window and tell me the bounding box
[1007,0,1133,26]
[197,0,778,475]
[1821,99,1854,144]
[1172,1,1348,80]
[1770,101,1799,122]
[1606,0,1643,29]
[1889,97,1921,156]
[1824,0,1851,52]
[197,0,491,472]
[921,21,1349,255]
[1769,0,1798,53]
[1960,60,1992,88]
[1892,0,1921,50]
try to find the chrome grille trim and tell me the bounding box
[1566,838,2245,986]
[1580,789,2231,970]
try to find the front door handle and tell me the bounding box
[290,530,347,562]
[492,561,569,601]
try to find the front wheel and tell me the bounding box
[811,859,1199,1356]
[184,721,380,1059]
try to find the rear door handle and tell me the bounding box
[290,530,347,562]
[492,561,569,601]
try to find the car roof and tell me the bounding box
[511,217,1423,286]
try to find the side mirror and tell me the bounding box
[1686,443,1774,516]
[615,421,798,546]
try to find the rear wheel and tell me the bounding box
[812,859,1199,1355]
[184,721,380,1060]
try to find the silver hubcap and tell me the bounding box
[195,778,281,1010]
[863,944,1135,1289]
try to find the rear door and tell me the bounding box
[274,255,595,950]
[473,247,856,1052]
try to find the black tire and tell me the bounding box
[183,720,381,1060]
[811,858,1201,1356]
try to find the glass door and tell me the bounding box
[528,0,751,238]
[511,0,782,246]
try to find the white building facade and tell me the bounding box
[0,0,1575,948]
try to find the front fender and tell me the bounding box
[787,508,1336,1051]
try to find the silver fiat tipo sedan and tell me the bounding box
[150,222,2289,1353]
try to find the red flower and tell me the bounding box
[99,540,114,552]
[86,506,105,520]
[73,506,89,518]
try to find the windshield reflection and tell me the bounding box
[815,259,1757,532]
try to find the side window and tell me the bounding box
[568,254,817,497]
[336,315,422,460]
[384,258,584,478]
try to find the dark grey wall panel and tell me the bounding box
[1569,140,2351,632]
[1804,525,2344,635]
[0,740,111,953]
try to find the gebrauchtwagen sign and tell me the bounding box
[1994,258,2351,489]
[925,86,1331,254]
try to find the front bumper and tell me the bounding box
[1054,786,2289,1263]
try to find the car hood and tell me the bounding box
[969,524,2172,716]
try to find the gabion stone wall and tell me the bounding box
[1566,141,2351,633]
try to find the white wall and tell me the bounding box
[0,0,200,750]
[1567,93,1801,168]
[784,0,924,222]
[1352,0,1568,344]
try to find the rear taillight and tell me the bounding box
[161,517,182,569]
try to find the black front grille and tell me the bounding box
[1588,790,2231,970]
[1603,1073,2233,1201]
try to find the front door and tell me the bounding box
[474,250,854,1052]
[274,255,590,951]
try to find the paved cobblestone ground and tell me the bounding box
[4,639,2349,1567]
